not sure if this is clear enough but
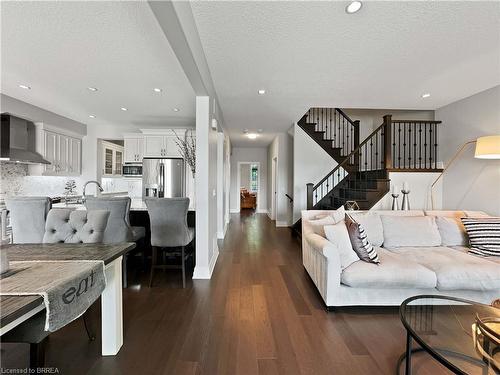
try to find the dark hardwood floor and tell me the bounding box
[1,211,452,374]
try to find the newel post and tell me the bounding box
[306,183,314,210]
[383,115,392,169]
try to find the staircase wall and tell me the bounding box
[293,123,338,222]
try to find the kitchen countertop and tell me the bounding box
[53,199,195,211]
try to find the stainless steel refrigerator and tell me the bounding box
[142,158,185,198]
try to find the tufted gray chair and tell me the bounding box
[43,209,109,244]
[2,208,110,369]
[85,197,146,287]
[5,197,52,244]
[145,198,194,288]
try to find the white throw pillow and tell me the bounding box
[381,216,442,248]
[435,216,468,246]
[309,216,336,237]
[347,212,384,247]
[324,221,360,269]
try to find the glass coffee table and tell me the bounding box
[399,295,499,375]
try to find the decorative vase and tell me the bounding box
[391,193,400,210]
[401,190,411,210]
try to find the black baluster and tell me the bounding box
[398,123,401,169]
[408,125,412,169]
[419,123,422,169]
[414,122,417,170]
[424,123,428,169]
[434,123,438,170]
[429,123,433,168]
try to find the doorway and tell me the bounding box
[237,162,260,212]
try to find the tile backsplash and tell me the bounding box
[0,162,84,197]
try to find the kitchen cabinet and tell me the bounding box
[124,137,144,162]
[102,141,124,177]
[33,129,82,176]
[143,135,181,158]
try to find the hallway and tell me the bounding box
[2,212,448,374]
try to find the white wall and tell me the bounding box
[293,124,336,222]
[230,147,267,213]
[371,172,442,211]
[436,86,500,216]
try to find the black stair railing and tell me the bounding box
[390,119,442,171]
[307,118,389,209]
[302,108,360,157]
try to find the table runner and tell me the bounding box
[0,260,106,332]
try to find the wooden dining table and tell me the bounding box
[0,242,136,356]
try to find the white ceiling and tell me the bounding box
[191,1,500,146]
[1,1,195,130]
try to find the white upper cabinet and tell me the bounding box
[124,137,144,162]
[143,135,165,157]
[142,131,184,158]
[30,126,82,176]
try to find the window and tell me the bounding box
[250,165,258,192]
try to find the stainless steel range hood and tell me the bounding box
[0,113,50,164]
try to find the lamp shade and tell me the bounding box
[474,135,500,159]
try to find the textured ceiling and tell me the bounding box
[1,1,195,130]
[191,1,500,146]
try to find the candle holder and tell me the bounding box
[401,189,411,210]
[391,193,400,210]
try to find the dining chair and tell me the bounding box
[85,197,146,287]
[5,197,52,243]
[1,208,110,369]
[145,198,194,288]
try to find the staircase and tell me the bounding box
[298,108,442,212]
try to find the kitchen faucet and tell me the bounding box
[82,180,104,203]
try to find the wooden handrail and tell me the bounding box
[334,108,358,126]
[391,119,442,124]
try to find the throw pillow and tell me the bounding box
[380,216,442,248]
[309,216,336,237]
[461,217,500,257]
[323,221,360,269]
[346,212,384,247]
[344,214,380,264]
[314,206,346,223]
[435,216,468,246]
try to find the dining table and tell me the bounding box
[0,242,136,356]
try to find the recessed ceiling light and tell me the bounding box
[258,89,266,95]
[346,1,362,14]
[87,87,98,92]
[173,108,180,112]
[19,84,31,90]
[153,88,162,93]
[89,115,96,119]
[246,133,258,140]
[121,107,128,111]
[422,93,431,98]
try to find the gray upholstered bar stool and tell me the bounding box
[85,197,146,287]
[145,198,194,288]
[5,196,52,243]
[1,208,110,369]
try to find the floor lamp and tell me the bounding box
[431,135,500,209]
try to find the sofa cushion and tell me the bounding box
[386,246,500,291]
[369,210,425,217]
[381,216,441,248]
[308,216,336,237]
[346,212,384,247]
[341,248,437,288]
[322,222,359,269]
[451,246,500,265]
[345,214,379,264]
[435,216,468,246]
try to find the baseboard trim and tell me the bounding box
[276,221,289,227]
[266,211,273,220]
[192,238,219,279]
[230,209,240,214]
[256,208,268,214]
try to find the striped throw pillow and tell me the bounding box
[461,217,500,257]
[345,214,380,264]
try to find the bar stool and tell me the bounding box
[145,198,194,288]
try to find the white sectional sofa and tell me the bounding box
[301,209,500,309]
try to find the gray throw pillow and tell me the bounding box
[345,214,380,264]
